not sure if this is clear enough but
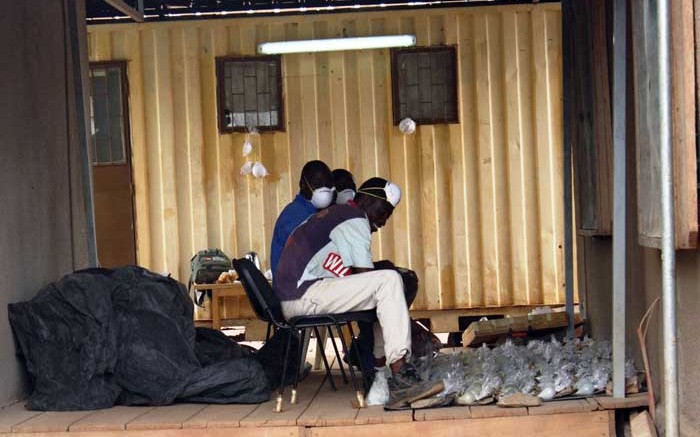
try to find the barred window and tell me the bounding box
[391,46,458,125]
[89,62,129,164]
[216,55,284,133]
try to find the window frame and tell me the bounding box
[390,45,459,126]
[88,60,131,167]
[215,55,285,134]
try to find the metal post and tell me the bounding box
[611,0,627,399]
[658,0,678,434]
[561,0,575,340]
[67,0,98,267]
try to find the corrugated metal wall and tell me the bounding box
[87,3,567,311]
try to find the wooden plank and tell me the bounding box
[182,404,258,429]
[474,13,501,308]
[633,1,663,248]
[456,12,484,308]
[469,404,527,419]
[0,403,42,432]
[219,25,239,257]
[354,405,412,425]
[296,380,358,426]
[419,123,441,310]
[463,311,581,345]
[630,410,658,437]
[397,16,425,310]
[123,27,151,268]
[240,373,325,427]
[312,411,613,437]
[590,0,614,236]
[154,26,180,277]
[183,26,208,254]
[594,393,649,410]
[384,17,411,276]
[503,9,530,305]
[70,406,153,432]
[516,9,544,304]
[486,11,512,307]
[527,399,597,416]
[545,8,565,305]
[193,282,245,291]
[10,427,304,437]
[371,18,395,262]
[126,404,207,430]
[140,28,166,272]
[414,405,471,421]
[445,12,471,310]
[532,6,563,305]
[12,411,96,433]
[199,27,224,251]
[171,27,195,280]
[313,21,333,166]
[247,24,268,262]
[299,22,320,160]
[327,21,349,169]
[341,19,362,177]
[671,0,698,249]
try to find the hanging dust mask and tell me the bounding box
[336,189,355,205]
[310,187,334,209]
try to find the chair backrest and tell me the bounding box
[231,258,285,324]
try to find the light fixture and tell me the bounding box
[257,34,416,55]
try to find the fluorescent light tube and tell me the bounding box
[258,34,416,54]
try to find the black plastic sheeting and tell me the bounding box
[8,266,270,411]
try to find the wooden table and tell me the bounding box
[192,282,247,330]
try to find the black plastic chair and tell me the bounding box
[232,258,377,412]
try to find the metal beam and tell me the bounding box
[611,0,627,399]
[66,0,98,267]
[104,0,144,22]
[561,0,575,339]
[658,0,679,433]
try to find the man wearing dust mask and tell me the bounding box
[270,160,334,278]
[331,168,356,205]
[274,177,442,409]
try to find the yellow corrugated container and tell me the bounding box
[87,3,571,314]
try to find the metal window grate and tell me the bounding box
[216,55,284,133]
[391,46,458,125]
[89,64,128,165]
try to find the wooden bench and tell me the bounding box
[192,282,247,330]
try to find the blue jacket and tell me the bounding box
[270,194,316,277]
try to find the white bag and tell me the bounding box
[365,368,390,406]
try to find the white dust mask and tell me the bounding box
[336,189,355,205]
[310,187,334,209]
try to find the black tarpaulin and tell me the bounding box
[8,266,270,411]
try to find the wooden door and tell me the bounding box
[89,62,136,267]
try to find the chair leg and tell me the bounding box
[346,322,370,393]
[313,326,337,391]
[327,325,349,384]
[291,328,306,404]
[335,323,365,408]
[275,328,294,413]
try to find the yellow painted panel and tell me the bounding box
[88,3,568,313]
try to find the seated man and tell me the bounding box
[331,168,356,205]
[270,160,333,277]
[274,177,440,407]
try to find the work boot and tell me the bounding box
[385,363,445,410]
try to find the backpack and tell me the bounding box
[189,249,231,306]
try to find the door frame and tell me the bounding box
[88,60,137,265]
